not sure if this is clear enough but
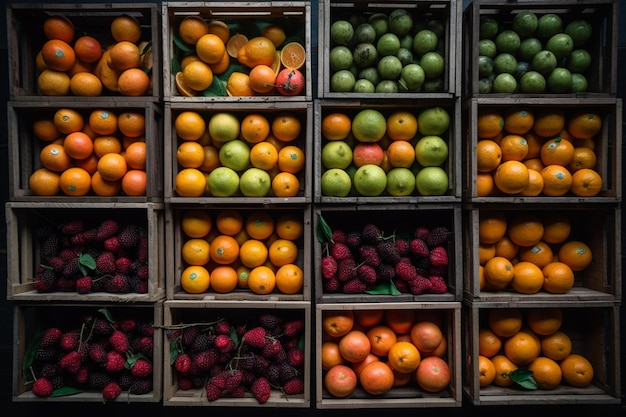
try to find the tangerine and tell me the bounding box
[247,265,276,294]
[59,166,91,196]
[275,263,304,294]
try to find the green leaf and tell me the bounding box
[51,386,82,397]
[78,253,95,275]
[316,213,333,244]
[173,35,193,53]
[23,332,43,372]
[98,308,115,323]
[169,339,182,366]
[203,77,227,97]
[510,368,538,390]
[229,325,239,346]
[365,280,402,295]
[297,334,305,350]
[140,40,152,56]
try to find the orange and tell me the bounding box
[526,307,563,337]
[89,109,118,136]
[182,238,211,266]
[244,210,274,240]
[523,132,545,159]
[176,141,205,169]
[387,341,420,373]
[478,328,502,358]
[499,134,529,162]
[567,111,602,140]
[364,325,396,357]
[90,171,121,196]
[249,141,278,171]
[503,329,540,366]
[478,355,496,388]
[386,140,415,168]
[37,69,70,96]
[506,213,544,247]
[476,172,495,196]
[28,168,61,196]
[518,241,553,269]
[478,211,507,245]
[519,168,544,197]
[199,145,220,172]
[261,24,286,47]
[478,265,486,290]
[208,265,237,293]
[494,235,519,260]
[174,167,207,197]
[274,213,303,240]
[107,40,140,71]
[209,234,240,264]
[322,342,345,370]
[280,42,306,70]
[178,15,209,45]
[216,209,244,236]
[338,330,371,363]
[181,265,210,294]
[93,135,122,158]
[239,239,268,268]
[121,169,146,196]
[175,111,206,141]
[323,310,355,338]
[568,147,597,172]
[181,210,212,239]
[410,321,443,354]
[272,113,301,142]
[54,108,84,134]
[226,33,249,58]
[359,360,395,396]
[275,263,304,294]
[226,71,254,96]
[325,364,358,398]
[43,14,75,43]
[40,143,72,172]
[277,145,305,174]
[541,331,572,361]
[571,168,602,197]
[268,238,297,267]
[493,160,529,194]
[560,353,594,388]
[386,111,418,141]
[476,139,502,172]
[69,72,103,97]
[322,113,351,141]
[237,36,277,68]
[241,114,271,144]
[478,242,496,265]
[248,65,277,94]
[503,108,534,135]
[117,111,145,139]
[527,356,562,390]
[385,309,416,335]
[124,141,147,170]
[207,20,230,44]
[247,265,276,294]
[557,240,592,271]
[33,119,61,142]
[41,39,75,72]
[110,14,142,43]
[540,165,573,196]
[59,166,91,196]
[477,110,504,139]
[94,50,121,92]
[541,261,575,294]
[523,157,545,172]
[510,261,544,294]
[483,256,514,289]
[488,308,522,338]
[235,264,251,288]
[208,50,230,76]
[117,68,150,96]
[97,153,127,181]
[63,131,94,160]
[182,60,213,91]
[540,136,575,166]
[533,109,565,138]
[541,213,572,244]
[490,354,518,387]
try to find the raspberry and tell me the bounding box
[330,242,352,260]
[336,258,357,282]
[358,245,380,267]
[102,381,122,401]
[429,246,449,266]
[356,264,377,285]
[283,319,305,338]
[321,255,338,279]
[331,229,347,244]
[283,377,305,395]
[410,238,430,258]
[395,262,418,281]
[243,327,266,348]
[342,278,367,293]
[250,376,271,403]
[174,353,192,374]
[40,327,62,347]
[409,276,433,295]
[130,358,153,378]
[428,275,448,294]
[31,377,54,397]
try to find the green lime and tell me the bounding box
[512,11,538,39]
[400,63,425,90]
[331,69,356,92]
[478,55,494,78]
[493,52,517,75]
[368,13,389,39]
[348,14,366,29]
[377,55,403,80]
[329,46,354,72]
[518,37,543,62]
[566,49,591,73]
[569,73,588,93]
[564,19,592,47]
[321,168,352,197]
[479,16,499,40]
[330,20,354,46]
[352,109,387,142]
[412,29,438,56]
[352,42,378,68]
[478,39,497,58]
[546,33,573,60]
[546,67,572,93]
[422,78,444,92]
[535,13,562,40]
[419,51,445,79]
[354,23,377,44]
[395,47,414,66]
[399,34,413,50]
[353,78,376,93]
[417,107,450,136]
[427,19,445,39]
[515,61,531,80]
[375,80,399,93]
[492,73,518,93]
[531,50,557,75]
[358,67,381,86]
[388,9,414,37]
[519,70,546,93]
[495,30,521,55]
[479,78,493,94]
[377,32,401,57]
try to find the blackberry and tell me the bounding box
[376,240,401,264]
[361,223,382,244]
[118,224,141,248]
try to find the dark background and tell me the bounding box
[0,0,624,415]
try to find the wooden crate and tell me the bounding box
[7,3,161,102]
[463,205,621,303]
[164,101,312,204]
[5,201,166,303]
[13,301,163,403]
[163,299,311,407]
[463,97,622,202]
[316,302,462,408]
[462,0,618,99]
[162,1,312,102]
[166,204,312,301]
[463,302,621,405]
[8,100,164,202]
[318,0,461,98]
[313,204,463,303]
[314,98,462,204]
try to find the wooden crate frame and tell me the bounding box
[463,302,621,405]
[5,201,166,303]
[462,0,618,99]
[164,101,312,204]
[166,204,312,301]
[162,1,312,102]
[163,299,311,407]
[462,97,622,203]
[318,0,461,99]
[7,3,161,102]
[8,100,164,203]
[314,98,462,204]
[313,203,463,303]
[13,301,163,403]
[462,204,621,303]
[316,302,462,408]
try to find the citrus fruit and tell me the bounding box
[181,265,210,293]
[280,42,306,69]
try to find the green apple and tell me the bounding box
[321,141,353,169]
[415,166,448,196]
[386,167,416,196]
[207,166,240,197]
[353,164,387,196]
[415,135,448,167]
[321,168,352,197]
[218,139,250,172]
[239,167,271,197]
